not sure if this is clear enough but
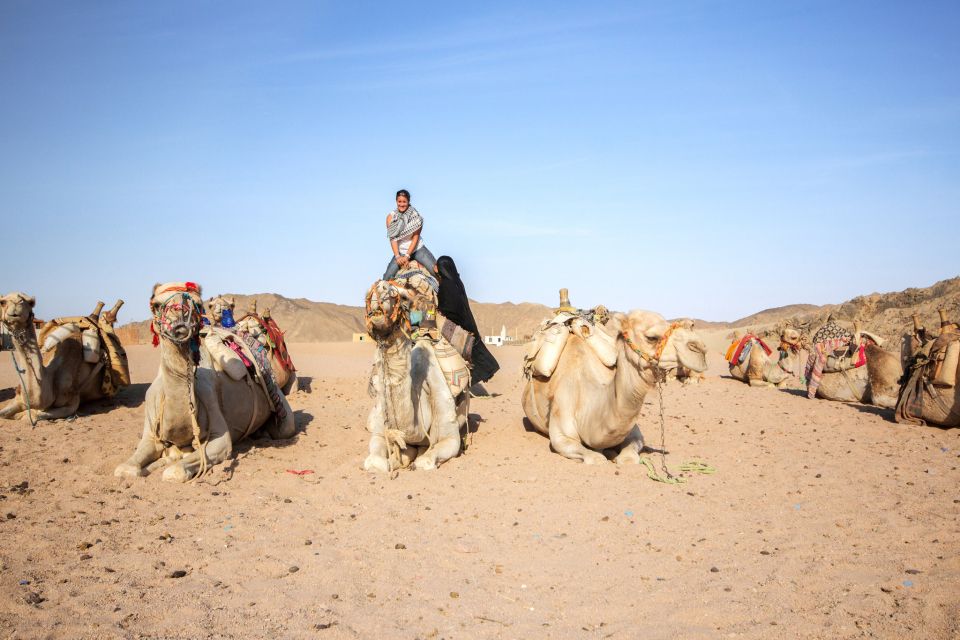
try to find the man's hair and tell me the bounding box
[396,189,411,201]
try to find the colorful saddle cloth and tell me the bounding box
[726,334,772,366]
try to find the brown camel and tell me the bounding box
[896,310,960,427]
[0,294,128,422]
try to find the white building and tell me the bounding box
[484,325,508,347]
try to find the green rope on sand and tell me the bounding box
[638,457,716,484]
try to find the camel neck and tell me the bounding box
[159,338,195,382]
[613,339,655,420]
[8,321,48,406]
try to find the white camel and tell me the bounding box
[114,282,295,482]
[522,310,708,464]
[362,279,467,472]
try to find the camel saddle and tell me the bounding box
[896,328,960,425]
[37,316,130,397]
[525,308,617,379]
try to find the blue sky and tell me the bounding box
[1,1,958,324]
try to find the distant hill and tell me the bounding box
[115,276,960,345]
[717,276,960,341]
[115,293,555,344]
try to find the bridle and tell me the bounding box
[621,321,682,368]
[364,281,407,337]
[151,287,204,346]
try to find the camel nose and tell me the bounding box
[687,340,706,355]
[172,324,191,341]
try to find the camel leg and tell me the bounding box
[615,425,645,465]
[266,394,296,439]
[161,408,233,482]
[34,395,80,421]
[363,404,391,473]
[413,378,462,471]
[115,409,164,478]
[748,378,773,388]
[0,398,25,419]
[548,409,607,464]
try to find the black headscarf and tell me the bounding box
[436,255,500,384]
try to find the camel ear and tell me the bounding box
[25,295,36,308]
[607,312,626,335]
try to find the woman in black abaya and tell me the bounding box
[435,255,500,390]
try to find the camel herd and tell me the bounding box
[0,277,958,481]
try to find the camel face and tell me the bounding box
[151,288,204,345]
[208,296,235,326]
[621,312,707,373]
[0,293,36,330]
[365,281,403,338]
[782,328,802,349]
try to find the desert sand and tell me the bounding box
[0,336,958,639]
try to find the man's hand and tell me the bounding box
[397,255,410,268]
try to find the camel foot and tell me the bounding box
[581,450,608,465]
[162,464,192,483]
[363,454,391,474]
[748,379,773,388]
[413,455,437,471]
[114,462,146,478]
[615,449,641,465]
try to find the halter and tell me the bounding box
[364,281,408,337]
[151,286,205,347]
[621,321,682,367]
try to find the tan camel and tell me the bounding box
[233,304,297,395]
[0,294,128,422]
[522,309,708,464]
[666,320,706,384]
[728,328,805,388]
[896,310,960,427]
[805,318,902,408]
[362,279,467,472]
[114,282,295,482]
[205,295,236,327]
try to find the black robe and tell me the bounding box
[436,256,500,384]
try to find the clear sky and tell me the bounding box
[1,1,958,324]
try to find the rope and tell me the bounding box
[185,363,209,482]
[637,375,716,485]
[9,351,37,427]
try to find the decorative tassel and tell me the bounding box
[150,323,159,347]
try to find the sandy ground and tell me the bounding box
[0,336,958,639]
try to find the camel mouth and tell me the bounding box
[686,340,707,356]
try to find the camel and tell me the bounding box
[522,308,708,464]
[0,294,128,422]
[805,317,902,409]
[362,278,468,473]
[114,282,295,482]
[205,295,236,328]
[728,328,806,388]
[233,304,297,395]
[664,320,707,385]
[896,310,960,427]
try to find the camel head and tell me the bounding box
[780,328,802,352]
[364,280,410,339]
[150,282,204,346]
[616,312,707,374]
[207,295,236,327]
[0,292,36,331]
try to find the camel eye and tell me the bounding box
[646,335,660,343]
